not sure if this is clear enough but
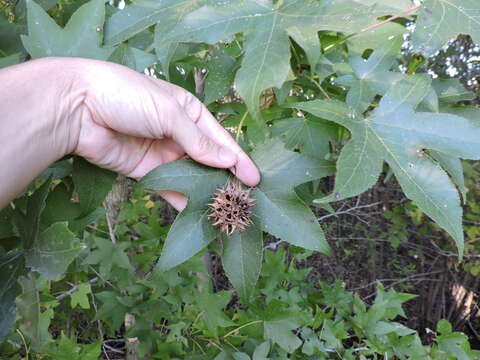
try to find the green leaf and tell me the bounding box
[222,224,263,300]
[25,222,82,280]
[13,177,52,250]
[104,0,206,75]
[42,183,82,226]
[0,252,24,344]
[108,43,156,72]
[432,79,476,104]
[264,319,301,353]
[251,140,334,254]
[294,75,480,257]
[343,37,404,112]
[94,291,128,329]
[105,0,205,45]
[70,283,91,310]
[139,140,333,273]
[108,42,136,68]
[411,0,480,56]
[44,333,101,360]
[21,0,113,59]
[271,116,337,159]
[436,332,471,360]
[430,151,466,202]
[72,157,116,217]
[0,16,24,55]
[0,53,23,69]
[137,159,229,270]
[204,48,238,105]
[351,0,413,12]
[160,0,399,121]
[437,319,453,334]
[252,341,270,360]
[0,207,16,240]
[196,290,235,337]
[84,236,133,278]
[347,22,407,55]
[16,274,53,350]
[68,208,106,233]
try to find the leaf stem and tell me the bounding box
[16,329,29,360]
[235,111,249,142]
[359,5,421,34]
[309,77,331,99]
[323,4,421,53]
[223,320,263,338]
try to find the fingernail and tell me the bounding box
[218,147,236,164]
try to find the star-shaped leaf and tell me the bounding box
[103,0,206,75]
[21,0,113,60]
[250,140,334,254]
[411,0,480,56]
[137,140,333,284]
[157,0,397,120]
[26,222,83,280]
[293,74,480,257]
[271,116,338,159]
[84,236,133,278]
[336,37,405,113]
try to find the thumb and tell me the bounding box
[168,110,238,169]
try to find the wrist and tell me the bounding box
[39,57,90,158]
[0,57,88,207]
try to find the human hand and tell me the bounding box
[72,58,260,210]
[0,57,260,210]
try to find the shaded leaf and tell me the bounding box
[0,53,23,69]
[294,75,480,256]
[264,319,301,353]
[271,116,337,159]
[25,222,82,280]
[251,140,334,254]
[72,157,116,217]
[16,274,53,350]
[0,252,24,344]
[13,177,52,250]
[204,48,238,105]
[222,224,263,300]
[342,37,404,112]
[84,236,133,278]
[196,290,235,337]
[411,0,480,56]
[432,78,476,104]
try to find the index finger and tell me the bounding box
[154,79,261,187]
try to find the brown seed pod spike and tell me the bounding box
[207,180,256,235]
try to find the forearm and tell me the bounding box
[0,58,84,209]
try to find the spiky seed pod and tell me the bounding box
[207,181,256,235]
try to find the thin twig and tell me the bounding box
[359,4,421,34]
[318,201,382,221]
[235,111,249,142]
[90,292,104,339]
[105,213,117,244]
[103,342,125,355]
[350,271,443,292]
[56,278,98,301]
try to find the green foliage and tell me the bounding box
[411,0,480,56]
[1,0,480,357]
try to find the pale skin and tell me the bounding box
[0,57,260,210]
